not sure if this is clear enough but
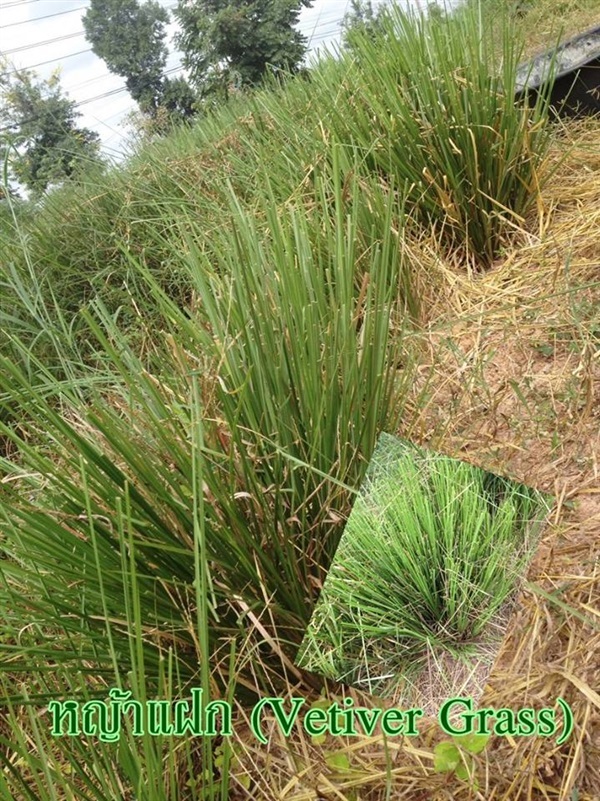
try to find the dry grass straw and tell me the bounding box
[213,116,600,801]
[509,0,600,59]
[222,511,600,800]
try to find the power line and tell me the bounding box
[3,15,343,76]
[0,0,182,28]
[1,30,85,55]
[74,64,184,107]
[304,10,351,29]
[66,54,183,93]
[0,6,347,132]
[1,6,88,28]
[100,105,138,125]
[1,0,44,8]
[76,84,133,107]
[0,64,185,133]
[308,25,346,43]
[4,48,92,74]
[69,69,128,92]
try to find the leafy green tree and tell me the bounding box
[0,65,101,196]
[83,0,196,118]
[174,0,313,100]
[126,75,199,141]
[160,74,198,119]
[342,0,386,49]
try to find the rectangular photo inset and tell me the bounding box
[296,433,553,714]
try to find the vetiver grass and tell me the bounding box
[297,435,552,699]
[321,2,556,266]
[0,1,596,797]
[0,383,229,800]
[0,151,423,797]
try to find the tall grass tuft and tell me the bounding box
[0,384,230,799]
[0,152,423,794]
[324,3,555,266]
[297,436,552,697]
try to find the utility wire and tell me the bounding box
[2,3,338,37]
[1,0,44,9]
[0,64,184,133]
[4,48,92,74]
[2,11,349,78]
[309,26,347,43]
[69,69,129,92]
[75,65,183,107]
[0,0,180,29]
[4,18,345,77]
[1,30,85,55]
[1,6,88,28]
[0,8,349,127]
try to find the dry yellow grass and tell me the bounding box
[218,116,600,801]
[513,0,600,58]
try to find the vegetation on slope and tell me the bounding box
[0,1,599,799]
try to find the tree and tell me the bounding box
[159,74,198,120]
[0,64,101,196]
[341,0,386,50]
[83,0,196,119]
[174,0,313,100]
[126,76,199,142]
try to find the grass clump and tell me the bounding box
[326,3,555,265]
[0,154,422,797]
[297,435,553,701]
[0,150,418,704]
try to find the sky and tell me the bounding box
[0,0,433,160]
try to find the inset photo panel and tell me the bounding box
[296,433,553,715]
